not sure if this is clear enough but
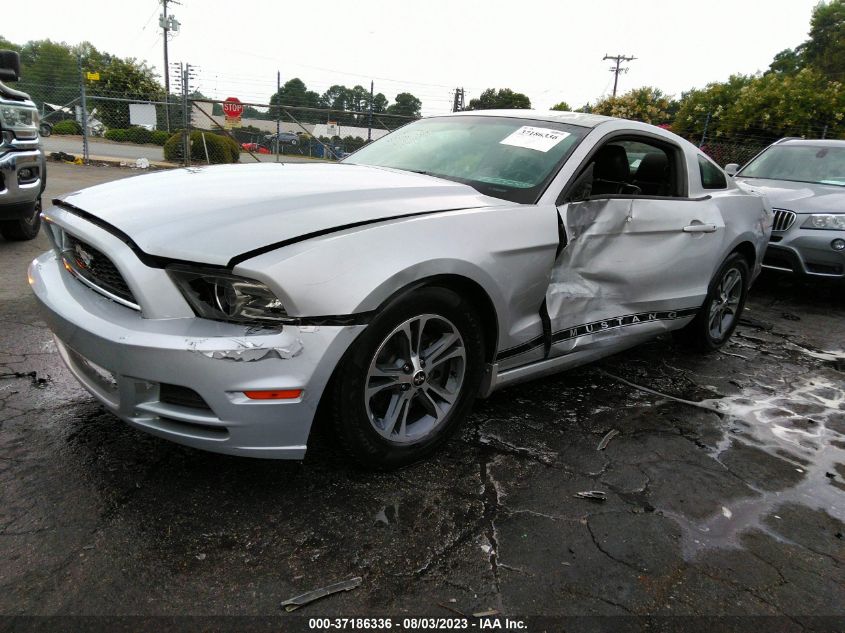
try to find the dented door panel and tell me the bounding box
[545,196,724,358]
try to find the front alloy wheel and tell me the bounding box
[331,286,484,469]
[365,314,466,444]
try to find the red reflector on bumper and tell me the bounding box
[243,389,302,400]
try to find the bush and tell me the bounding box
[163,130,240,164]
[104,127,170,146]
[151,130,169,146]
[126,127,153,144]
[104,129,128,143]
[52,120,82,135]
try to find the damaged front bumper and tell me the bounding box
[29,250,364,458]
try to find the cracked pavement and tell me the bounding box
[1,163,844,624]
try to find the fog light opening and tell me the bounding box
[243,389,303,400]
[18,167,37,183]
[831,238,845,252]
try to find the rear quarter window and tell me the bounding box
[698,155,727,189]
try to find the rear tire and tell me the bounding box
[331,286,485,470]
[676,252,749,351]
[0,198,41,241]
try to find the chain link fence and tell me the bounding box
[17,76,417,167]
[17,76,844,170]
[679,112,844,168]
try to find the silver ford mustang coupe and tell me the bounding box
[29,111,772,468]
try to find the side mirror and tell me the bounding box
[724,163,740,177]
[0,50,21,82]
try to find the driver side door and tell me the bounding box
[545,136,725,359]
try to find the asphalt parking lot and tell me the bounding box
[1,163,843,626]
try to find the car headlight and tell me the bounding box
[801,214,845,231]
[168,266,288,325]
[0,104,38,135]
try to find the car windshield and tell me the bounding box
[344,115,587,203]
[739,144,845,187]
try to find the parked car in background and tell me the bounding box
[0,50,45,241]
[240,142,271,154]
[263,132,300,148]
[727,138,845,280]
[30,111,771,468]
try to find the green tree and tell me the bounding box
[802,0,845,79]
[768,48,805,74]
[725,68,845,138]
[550,101,571,111]
[270,78,320,122]
[386,92,422,118]
[673,74,754,138]
[372,93,388,114]
[590,86,671,125]
[466,88,531,110]
[90,57,162,128]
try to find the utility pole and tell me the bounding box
[367,80,373,142]
[160,0,181,131]
[452,87,465,112]
[276,70,281,162]
[602,54,636,97]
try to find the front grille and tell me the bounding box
[772,208,797,232]
[61,233,138,308]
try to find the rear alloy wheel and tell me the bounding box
[332,287,484,469]
[677,252,749,351]
[0,198,42,241]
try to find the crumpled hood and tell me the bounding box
[56,162,504,265]
[735,178,845,214]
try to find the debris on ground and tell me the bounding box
[473,609,500,617]
[738,316,774,331]
[438,602,466,617]
[49,151,77,162]
[280,577,362,612]
[596,429,620,451]
[781,312,801,321]
[1,371,49,387]
[574,490,607,501]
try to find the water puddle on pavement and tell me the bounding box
[669,374,845,558]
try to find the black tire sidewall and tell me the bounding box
[333,286,485,469]
[695,253,750,350]
[0,199,41,241]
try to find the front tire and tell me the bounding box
[0,198,42,241]
[331,286,485,469]
[677,252,749,351]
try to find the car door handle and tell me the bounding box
[683,223,717,233]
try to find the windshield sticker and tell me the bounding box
[500,126,570,152]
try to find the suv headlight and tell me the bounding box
[802,214,845,231]
[168,266,288,325]
[0,104,38,136]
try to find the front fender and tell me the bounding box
[234,204,559,350]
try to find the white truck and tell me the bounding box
[0,50,45,241]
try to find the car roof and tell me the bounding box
[442,109,615,129]
[776,138,845,148]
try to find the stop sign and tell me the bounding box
[222,97,243,118]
